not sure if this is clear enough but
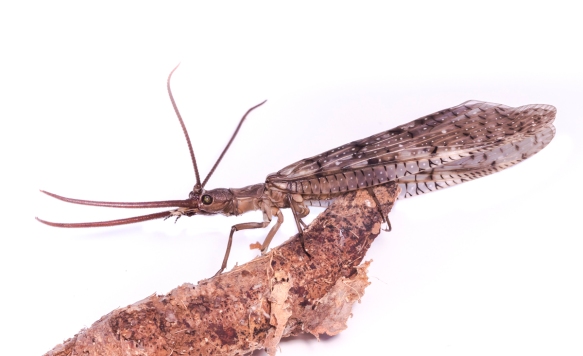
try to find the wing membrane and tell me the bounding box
[396,123,555,199]
[267,101,556,198]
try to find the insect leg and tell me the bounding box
[366,187,392,232]
[299,219,308,229]
[287,194,312,258]
[216,221,269,276]
[259,209,284,254]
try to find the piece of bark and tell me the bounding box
[44,182,399,356]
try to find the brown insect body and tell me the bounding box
[37,66,556,274]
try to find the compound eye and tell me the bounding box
[201,195,213,205]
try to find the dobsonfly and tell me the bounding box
[37,65,557,275]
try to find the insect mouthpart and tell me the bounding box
[166,207,201,221]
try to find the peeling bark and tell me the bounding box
[44,182,399,356]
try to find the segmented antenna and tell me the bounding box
[167,64,202,192]
[202,100,267,188]
[167,64,266,191]
[36,66,268,229]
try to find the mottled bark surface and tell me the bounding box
[44,182,399,356]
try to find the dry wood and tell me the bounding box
[44,182,399,356]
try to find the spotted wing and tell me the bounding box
[267,101,556,197]
[395,123,555,199]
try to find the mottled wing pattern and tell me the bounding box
[395,123,555,199]
[266,100,556,201]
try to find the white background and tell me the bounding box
[1,2,582,355]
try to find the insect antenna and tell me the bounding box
[167,64,266,191]
[37,65,266,228]
[35,212,172,228]
[201,100,267,188]
[167,63,202,193]
[35,190,197,228]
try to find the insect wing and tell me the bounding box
[396,123,555,198]
[267,101,556,196]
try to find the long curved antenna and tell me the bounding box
[39,190,195,208]
[36,211,171,228]
[202,100,267,188]
[167,63,202,190]
[37,67,266,228]
[36,189,199,228]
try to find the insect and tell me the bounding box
[37,65,557,275]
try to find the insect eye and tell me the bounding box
[201,195,213,205]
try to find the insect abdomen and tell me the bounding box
[286,160,431,195]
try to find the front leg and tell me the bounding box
[216,221,269,276]
[258,209,284,254]
[216,208,284,276]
